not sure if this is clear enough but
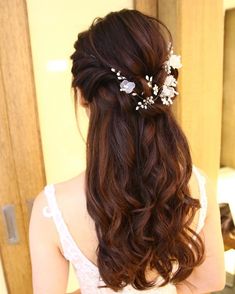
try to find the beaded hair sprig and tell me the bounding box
[111,44,182,111]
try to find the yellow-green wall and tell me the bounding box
[26,0,134,184]
[26,0,133,291]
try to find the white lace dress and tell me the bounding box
[42,165,207,294]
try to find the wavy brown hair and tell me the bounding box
[70,9,205,291]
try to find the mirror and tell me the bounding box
[217,6,235,294]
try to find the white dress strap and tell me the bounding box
[42,184,84,262]
[192,165,208,233]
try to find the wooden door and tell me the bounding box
[0,0,46,293]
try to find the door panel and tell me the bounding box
[0,0,46,293]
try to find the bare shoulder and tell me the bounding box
[50,170,88,223]
[31,170,86,229]
[30,170,87,251]
[32,170,86,211]
[29,188,58,248]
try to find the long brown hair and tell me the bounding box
[70,9,204,291]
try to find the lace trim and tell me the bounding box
[42,184,99,278]
[192,165,208,234]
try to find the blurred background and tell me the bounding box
[0,0,234,293]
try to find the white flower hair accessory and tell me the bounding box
[111,44,182,111]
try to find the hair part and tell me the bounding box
[70,9,205,291]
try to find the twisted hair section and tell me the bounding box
[70,9,205,291]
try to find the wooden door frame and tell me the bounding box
[221,7,235,168]
[0,0,46,293]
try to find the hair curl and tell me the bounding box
[70,9,205,292]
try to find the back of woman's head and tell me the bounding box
[70,9,204,292]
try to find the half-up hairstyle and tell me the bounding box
[70,9,205,292]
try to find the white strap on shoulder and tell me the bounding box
[42,184,96,266]
[192,165,208,233]
[42,184,59,218]
[42,184,90,264]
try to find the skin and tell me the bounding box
[29,89,225,293]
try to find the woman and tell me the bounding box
[29,9,225,294]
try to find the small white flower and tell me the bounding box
[164,61,171,74]
[169,54,182,69]
[153,84,158,95]
[160,85,175,99]
[164,75,177,87]
[161,97,169,105]
[120,80,135,94]
[162,96,173,106]
[168,98,173,104]
[147,96,155,104]
[146,75,153,88]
